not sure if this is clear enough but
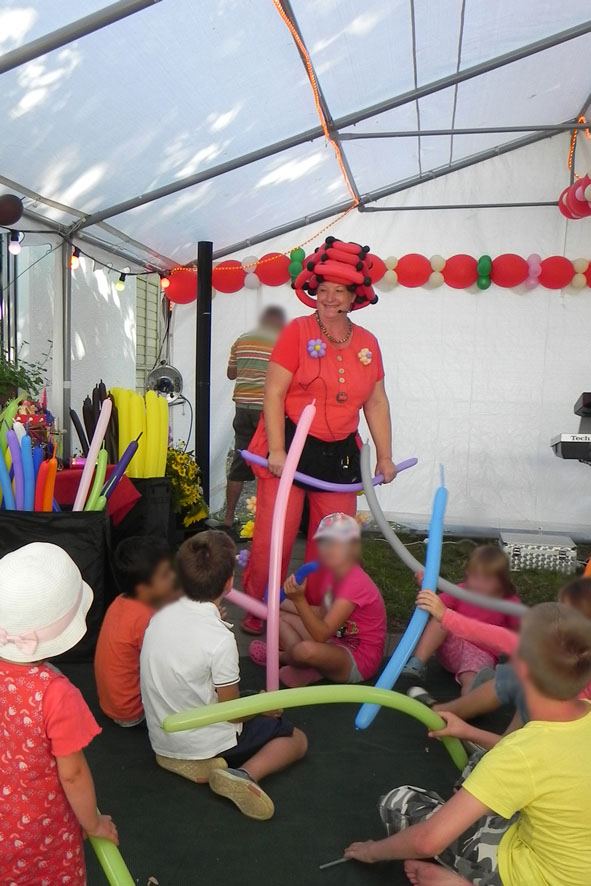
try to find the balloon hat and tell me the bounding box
[293,236,378,310]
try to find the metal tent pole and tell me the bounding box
[195,241,212,502]
[61,240,73,461]
[361,201,557,211]
[0,0,162,76]
[339,123,591,139]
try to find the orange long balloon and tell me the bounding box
[584,558,591,577]
[41,458,57,512]
[34,460,49,511]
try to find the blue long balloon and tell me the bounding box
[263,560,319,604]
[32,444,43,480]
[21,435,35,511]
[0,447,15,510]
[355,474,448,730]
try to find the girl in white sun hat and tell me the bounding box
[0,542,118,885]
[272,513,386,687]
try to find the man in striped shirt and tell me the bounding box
[223,306,286,532]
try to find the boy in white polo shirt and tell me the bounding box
[140,531,307,820]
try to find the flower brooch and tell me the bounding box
[358,348,372,365]
[307,338,326,358]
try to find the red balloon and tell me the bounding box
[585,264,591,288]
[212,260,246,293]
[557,186,575,219]
[442,254,478,289]
[490,254,528,288]
[565,184,591,219]
[256,253,291,286]
[166,268,197,304]
[538,256,574,289]
[366,253,386,283]
[395,254,431,288]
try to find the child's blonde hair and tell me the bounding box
[518,602,591,700]
[466,545,516,598]
[558,577,591,620]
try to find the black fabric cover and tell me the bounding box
[0,511,110,662]
[111,477,176,549]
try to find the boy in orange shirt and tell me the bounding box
[94,537,176,726]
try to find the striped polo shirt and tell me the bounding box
[228,327,278,407]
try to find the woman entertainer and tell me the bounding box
[241,237,396,634]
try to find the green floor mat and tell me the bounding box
[61,660,510,886]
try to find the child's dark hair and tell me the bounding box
[113,536,171,596]
[558,577,591,620]
[175,530,236,602]
[466,545,516,598]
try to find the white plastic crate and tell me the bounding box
[499,532,577,574]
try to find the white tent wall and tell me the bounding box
[13,229,137,443]
[172,134,591,537]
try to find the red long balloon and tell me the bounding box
[316,260,364,284]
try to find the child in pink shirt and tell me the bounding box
[261,513,386,687]
[402,545,521,693]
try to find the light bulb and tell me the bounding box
[70,247,80,270]
[116,273,126,291]
[8,231,21,255]
[160,275,170,290]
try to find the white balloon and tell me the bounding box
[428,271,444,287]
[584,184,591,202]
[384,256,398,270]
[383,269,398,285]
[430,254,446,272]
[571,273,587,290]
[241,254,259,270]
[572,258,589,274]
[243,272,260,289]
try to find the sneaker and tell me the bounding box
[241,614,265,635]
[407,686,438,708]
[401,656,427,681]
[155,754,227,784]
[208,768,275,820]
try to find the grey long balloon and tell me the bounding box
[361,444,527,617]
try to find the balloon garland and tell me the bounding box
[163,252,591,302]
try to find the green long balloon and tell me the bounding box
[89,823,134,886]
[163,685,468,770]
[0,398,20,455]
[85,447,108,511]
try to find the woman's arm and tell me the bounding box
[57,751,118,843]
[363,379,396,482]
[284,575,354,642]
[264,361,293,477]
[345,788,489,863]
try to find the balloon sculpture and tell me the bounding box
[293,236,379,310]
[558,173,591,220]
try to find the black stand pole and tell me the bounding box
[196,241,213,502]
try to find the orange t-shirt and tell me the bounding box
[94,595,153,722]
[269,314,384,441]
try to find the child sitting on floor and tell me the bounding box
[94,536,176,727]
[0,543,118,886]
[403,545,521,693]
[140,531,307,820]
[250,513,386,688]
[412,577,591,731]
[345,601,591,886]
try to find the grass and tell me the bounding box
[362,534,591,631]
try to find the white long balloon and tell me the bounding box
[73,398,113,511]
[360,443,527,617]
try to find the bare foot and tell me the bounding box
[404,860,471,885]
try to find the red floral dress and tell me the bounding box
[0,661,100,886]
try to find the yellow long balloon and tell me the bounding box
[128,393,146,479]
[116,389,131,461]
[156,393,168,477]
[144,390,160,477]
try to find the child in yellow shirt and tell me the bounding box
[345,602,591,886]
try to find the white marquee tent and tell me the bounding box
[1,0,591,534]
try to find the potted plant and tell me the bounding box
[0,344,50,407]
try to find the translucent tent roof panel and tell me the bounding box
[103,140,350,262]
[292,0,591,117]
[0,0,324,213]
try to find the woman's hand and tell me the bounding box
[376,457,397,484]
[344,840,377,863]
[416,590,447,622]
[85,814,119,845]
[283,574,306,602]
[268,448,287,477]
[428,711,471,741]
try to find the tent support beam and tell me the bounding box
[71,21,591,230]
[195,241,212,502]
[0,0,162,76]
[211,127,563,259]
[61,240,73,461]
[361,201,557,212]
[340,123,588,139]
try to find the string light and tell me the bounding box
[115,272,126,291]
[8,230,22,255]
[160,273,170,290]
[70,246,81,270]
